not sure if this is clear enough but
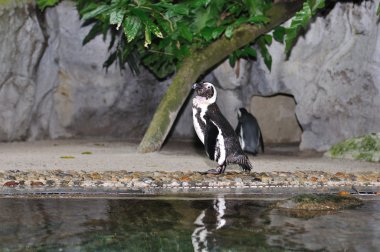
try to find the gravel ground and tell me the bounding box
[0,139,379,192]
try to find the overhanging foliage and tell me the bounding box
[37,0,330,77]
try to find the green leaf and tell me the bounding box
[144,27,151,47]
[229,45,257,68]
[262,34,272,45]
[225,25,234,39]
[377,3,380,16]
[133,8,163,39]
[123,16,142,43]
[191,0,224,32]
[244,46,257,58]
[234,17,249,26]
[124,50,141,75]
[190,0,212,8]
[158,37,172,50]
[273,26,285,43]
[145,15,164,39]
[103,51,118,69]
[248,15,270,24]
[36,0,60,10]
[229,54,237,67]
[82,5,113,20]
[178,25,193,42]
[200,27,214,41]
[177,44,190,58]
[211,26,224,39]
[171,3,189,15]
[110,10,125,27]
[310,0,325,13]
[83,21,105,45]
[258,36,272,71]
[284,2,313,54]
[244,0,272,16]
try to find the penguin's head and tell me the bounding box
[192,82,217,103]
[237,108,248,119]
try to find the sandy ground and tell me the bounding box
[0,139,378,173]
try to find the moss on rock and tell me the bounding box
[275,194,363,211]
[0,0,32,8]
[325,133,380,162]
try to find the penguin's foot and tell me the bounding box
[205,165,226,175]
[218,165,226,174]
[241,165,251,173]
[205,168,220,174]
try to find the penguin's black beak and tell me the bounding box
[192,83,202,90]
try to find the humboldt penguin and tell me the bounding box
[235,108,264,155]
[192,82,252,174]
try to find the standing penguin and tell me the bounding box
[192,82,252,174]
[235,108,264,155]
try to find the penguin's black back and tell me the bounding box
[206,103,244,157]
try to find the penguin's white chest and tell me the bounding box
[192,97,227,165]
[192,107,206,143]
[192,98,208,144]
[239,126,245,149]
[214,125,226,165]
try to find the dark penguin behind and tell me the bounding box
[236,108,264,155]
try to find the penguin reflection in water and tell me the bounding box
[236,108,264,155]
[192,82,252,174]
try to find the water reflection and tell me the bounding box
[0,197,379,251]
[191,195,226,251]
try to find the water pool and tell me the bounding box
[0,195,379,251]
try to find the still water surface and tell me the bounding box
[0,196,379,251]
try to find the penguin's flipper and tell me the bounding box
[227,155,252,172]
[235,122,241,136]
[204,117,218,161]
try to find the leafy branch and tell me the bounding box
[283,0,325,55]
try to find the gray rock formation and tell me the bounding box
[248,1,380,151]
[31,1,171,140]
[0,4,45,141]
[0,1,170,142]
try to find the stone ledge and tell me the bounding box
[1,170,379,193]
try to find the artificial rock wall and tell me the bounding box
[1,1,380,151]
[248,1,380,151]
[0,1,170,142]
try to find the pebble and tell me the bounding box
[30,181,44,187]
[0,170,379,190]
